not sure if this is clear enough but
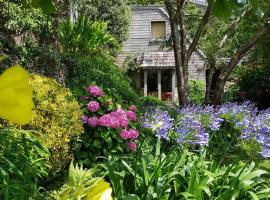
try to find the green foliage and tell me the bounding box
[0,0,47,34]
[208,0,239,20]
[139,96,166,108]
[101,137,270,199]
[75,0,131,43]
[59,16,119,55]
[0,128,50,200]
[188,80,205,104]
[26,74,83,175]
[66,56,138,103]
[26,0,56,14]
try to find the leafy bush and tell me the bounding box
[66,55,139,103]
[26,74,83,174]
[74,85,141,167]
[0,128,49,200]
[188,80,205,104]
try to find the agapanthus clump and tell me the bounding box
[144,108,174,140]
[254,109,270,158]
[82,84,140,152]
[175,107,209,146]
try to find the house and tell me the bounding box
[117,2,207,101]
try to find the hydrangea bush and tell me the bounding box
[144,102,270,161]
[75,85,141,167]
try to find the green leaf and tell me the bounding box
[121,194,140,200]
[208,0,238,20]
[31,0,56,14]
[248,191,259,200]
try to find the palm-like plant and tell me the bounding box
[59,16,119,55]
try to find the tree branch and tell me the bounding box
[185,5,211,65]
[219,7,251,49]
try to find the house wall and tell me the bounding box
[117,7,171,64]
[117,6,206,81]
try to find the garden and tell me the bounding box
[0,0,270,200]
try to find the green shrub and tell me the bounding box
[140,96,166,107]
[188,80,205,104]
[27,74,83,175]
[66,55,139,103]
[0,128,49,200]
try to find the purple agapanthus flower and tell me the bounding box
[144,108,174,140]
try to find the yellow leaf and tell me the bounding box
[0,65,34,124]
[86,179,113,200]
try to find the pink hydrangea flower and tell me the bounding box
[111,109,129,128]
[87,101,100,112]
[81,115,88,124]
[120,130,130,140]
[88,85,104,97]
[111,109,126,117]
[128,141,137,151]
[88,117,98,128]
[118,116,129,128]
[98,114,111,127]
[110,116,120,129]
[129,105,137,111]
[128,129,139,139]
[126,111,137,121]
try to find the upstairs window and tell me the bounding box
[151,21,166,40]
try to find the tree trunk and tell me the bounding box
[166,0,188,105]
[204,61,216,104]
[212,76,226,105]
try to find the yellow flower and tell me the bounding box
[86,179,113,200]
[0,65,34,124]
